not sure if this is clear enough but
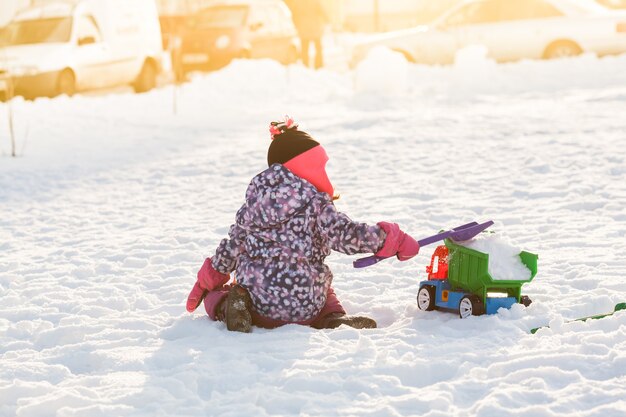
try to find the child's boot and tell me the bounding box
[224,285,253,333]
[316,313,377,329]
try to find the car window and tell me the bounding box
[498,0,563,21]
[442,1,501,27]
[193,6,248,29]
[76,15,101,42]
[3,17,73,45]
[531,0,564,18]
[597,0,626,9]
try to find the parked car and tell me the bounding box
[179,0,299,72]
[351,0,626,66]
[0,0,164,100]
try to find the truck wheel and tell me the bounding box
[417,286,436,311]
[56,70,76,97]
[134,61,156,93]
[459,295,484,319]
[520,295,533,307]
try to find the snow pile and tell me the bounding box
[354,46,409,96]
[449,45,499,96]
[461,233,532,281]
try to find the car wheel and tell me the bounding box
[544,41,582,60]
[417,286,436,311]
[134,61,157,93]
[56,69,76,97]
[459,295,484,319]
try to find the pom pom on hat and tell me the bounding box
[269,116,298,140]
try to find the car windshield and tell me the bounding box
[0,17,72,46]
[438,1,500,27]
[189,6,248,29]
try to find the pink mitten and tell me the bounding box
[186,281,207,313]
[376,222,420,261]
[186,258,230,312]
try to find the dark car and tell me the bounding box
[179,0,299,72]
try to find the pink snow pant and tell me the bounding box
[203,285,346,329]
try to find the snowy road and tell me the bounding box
[1,52,626,417]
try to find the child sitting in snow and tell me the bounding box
[186,117,420,332]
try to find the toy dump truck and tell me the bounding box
[417,237,538,318]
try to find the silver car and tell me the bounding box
[351,0,626,66]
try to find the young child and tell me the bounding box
[186,117,420,332]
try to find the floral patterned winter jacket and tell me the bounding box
[211,164,386,322]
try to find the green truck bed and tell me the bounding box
[445,238,538,303]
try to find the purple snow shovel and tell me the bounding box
[353,220,494,268]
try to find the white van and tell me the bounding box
[0,0,164,99]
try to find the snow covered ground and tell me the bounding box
[1,49,626,417]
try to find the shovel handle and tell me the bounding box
[353,232,452,268]
[353,255,390,268]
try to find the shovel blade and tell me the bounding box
[449,220,494,242]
